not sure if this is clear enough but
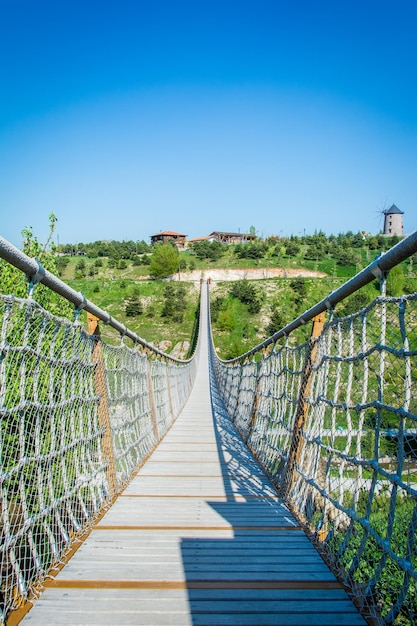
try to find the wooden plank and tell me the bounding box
[20,286,366,626]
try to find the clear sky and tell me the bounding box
[0,0,416,247]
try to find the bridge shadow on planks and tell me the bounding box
[179,365,367,626]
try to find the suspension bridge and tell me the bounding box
[1,232,417,625]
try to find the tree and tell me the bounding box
[192,240,224,261]
[75,258,86,278]
[236,242,266,259]
[290,278,307,298]
[149,244,179,279]
[0,213,73,319]
[125,296,143,317]
[338,292,369,316]
[266,309,285,336]
[161,283,187,323]
[230,280,261,313]
[284,240,300,257]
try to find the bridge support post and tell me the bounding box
[246,347,269,443]
[145,352,159,442]
[165,358,175,422]
[283,312,326,501]
[87,313,117,499]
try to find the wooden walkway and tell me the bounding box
[21,289,366,625]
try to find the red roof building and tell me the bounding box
[150,230,187,247]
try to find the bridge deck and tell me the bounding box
[21,291,366,625]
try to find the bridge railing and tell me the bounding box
[0,237,198,624]
[209,231,417,626]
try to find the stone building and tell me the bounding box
[383,204,404,237]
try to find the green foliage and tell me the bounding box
[210,296,225,323]
[328,493,416,623]
[211,290,262,358]
[338,291,370,316]
[304,242,325,260]
[290,278,307,299]
[335,247,358,267]
[149,244,180,279]
[192,240,224,261]
[125,295,143,317]
[386,264,405,297]
[230,280,261,313]
[74,258,86,279]
[235,241,268,259]
[59,239,151,259]
[217,308,235,332]
[266,308,286,336]
[283,240,300,256]
[161,283,187,323]
[0,214,73,320]
[3,225,410,359]
[56,256,70,276]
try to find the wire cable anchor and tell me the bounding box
[27,259,45,298]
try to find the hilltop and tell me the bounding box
[52,232,415,359]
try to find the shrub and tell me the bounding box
[126,296,143,317]
[266,309,285,336]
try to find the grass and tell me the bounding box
[58,249,416,359]
[67,268,200,353]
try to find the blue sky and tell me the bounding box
[0,0,416,247]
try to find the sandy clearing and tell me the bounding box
[173,267,327,282]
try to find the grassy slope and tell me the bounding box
[60,249,417,359]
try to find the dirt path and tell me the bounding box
[173,267,327,282]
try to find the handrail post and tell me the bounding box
[246,348,268,442]
[145,350,159,442]
[87,313,117,498]
[165,358,175,421]
[283,312,326,499]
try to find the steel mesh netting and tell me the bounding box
[102,343,196,488]
[0,295,106,620]
[211,293,417,625]
[101,342,156,488]
[166,357,197,418]
[0,295,198,624]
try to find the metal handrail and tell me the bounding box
[0,235,191,363]
[220,229,417,362]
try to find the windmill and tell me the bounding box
[375,197,390,233]
[375,199,404,236]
